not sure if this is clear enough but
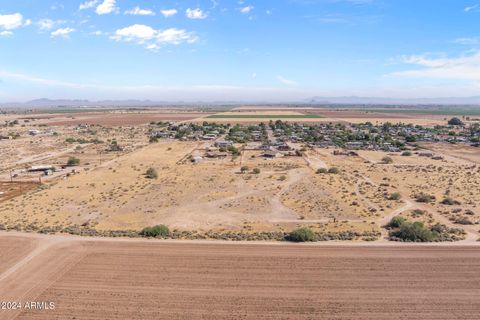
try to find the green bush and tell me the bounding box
[381,156,393,164]
[316,168,328,174]
[401,151,412,156]
[389,221,437,242]
[66,157,80,167]
[386,216,406,229]
[145,167,158,179]
[252,168,261,174]
[328,167,340,174]
[441,197,461,205]
[415,194,435,203]
[287,227,316,242]
[139,225,170,237]
[240,166,249,173]
[388,192,402,200]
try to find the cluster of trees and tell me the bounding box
[386,216,438,242]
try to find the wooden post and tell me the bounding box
[10,170,13,183]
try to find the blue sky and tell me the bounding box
[0,0,479,102]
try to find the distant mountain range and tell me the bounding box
[1,96,480,108]
[307,96,480,106]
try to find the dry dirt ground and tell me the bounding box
[0,138,479,240]
[0,233,480,320]
[44,111,213,126]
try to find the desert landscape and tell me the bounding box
[1,106,480,319]
[0,107,479,242]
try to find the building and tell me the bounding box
[214,140,233,148]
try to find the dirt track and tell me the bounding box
[1,234,480,319]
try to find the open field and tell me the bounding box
[1,233,480,320]
[207,114,323,119]
[197,108,456,125]
[0,107,479,242]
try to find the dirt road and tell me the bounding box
[1,233,480,319]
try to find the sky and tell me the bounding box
[0,0,479,102]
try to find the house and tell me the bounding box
[191,156,203,164]
[214,140,233,148]
[205,152,228,159]
[151,131,170,138]
[202,134,217,140]
[345,142,364,150]
[276,143,291,151]
[28,130,40,136]
[262,151,279,158]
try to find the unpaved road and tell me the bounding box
[1,233,480,319]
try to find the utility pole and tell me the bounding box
[9,170,13,183]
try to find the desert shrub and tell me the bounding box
[389,221,437,242]
[388,192,402,200]
[441,197,461,205]
[279,175,287,181]
[401,151,412,156]
[139,225,170,237]
[240,166,249,173]
[386,216,406,229]
[66,157,80,167]
[328,167,340,174]
[149,136,158,143]
[252,168,261,174]
[287,228,316,242]
[316,168,328,174]
[411,209,426,217]
[381,156,393,164]
[145,167,158,179]
[415,194,435,203]
[454,217,473,225]
[448,117,464,126]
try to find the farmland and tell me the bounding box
[207,114,323,119]
[1,233,480,320]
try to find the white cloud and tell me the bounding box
[161,9,178,17]
[0,30,13,37]
[186,8,208,20]
[51,27,75,38]
[464,4,479,12]
[0,13,24,30]
[96,0,118,15]
[454,37,480,45]
[125,7,155,16]
[111,24,197,50]
[390,51,480,81]
[79,0,98,10]
[277,76,297,86]
[239,6,254,14]
[37,19,65,31]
